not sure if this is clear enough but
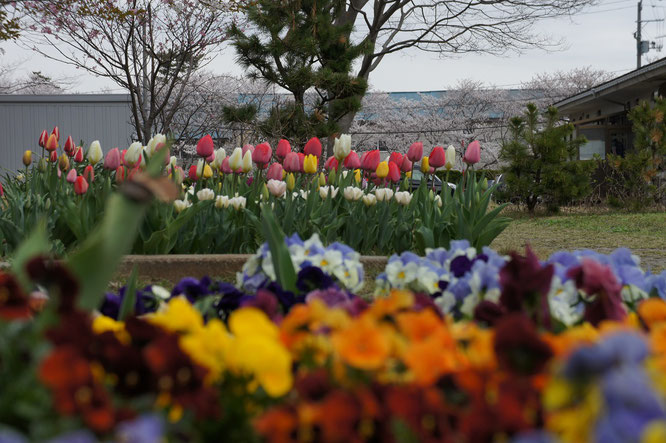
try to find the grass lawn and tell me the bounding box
[491,206,666,272]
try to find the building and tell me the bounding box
[555,58,666,160]
[0,94,133,174]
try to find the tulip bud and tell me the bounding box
[267,179,287,198]
[429,146,446,169]
[88,140,103,165]
[83,165,95,183]
[324,156,339,172]
[328,169,336,185]
[333,134,352,161]
[266,163,283,181]
[387,162,400,183]
[22,150,32,167]
[374,188,394,202]
[58,153,69,171]
[104,148,121,170]
[229,147,243,171]
[394,191,413,206]
[482,178,488,191]
[49,150,58,163]
[354,169,361,184]
[242,144,254,157]
[434,195,443,208]
[420,156,430,174]
[303,154,318,174]
[316,172,325,187]
[463,140,481,165]
[407,142,423,162]
[196,159,205,179]
[283,152,300,173]
[115,166,126,183]
[445,145,456,170]
[400,156,412,173]
[45,134,58,152]
[146,134,167,158]
[343,186,363,201]
[38,157,47,173]
[170,156,178,168]
[361,150,380,171]
[211,148,226,170]
[261,183,270,201]
[38,129,48,148]
[375,161,389,179]
[66,168,77,183]
[51,126,60,141]
[241,150,253,173]
[196,134,215,158]
[304,137,322,158]
[203,164,213,179]
[286,173,296,191]
[188,165,198,181]
[74,176,88,195]
[253,142,272,168]
[343,151,361,170]
[276,139,291,161]
[197,188,215,201]
[63,135,75,156]
[174,199,192,213]
[231,195,247,211]
[125,142,143,168]
[319,185,338,199]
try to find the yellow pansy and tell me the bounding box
[148,296,204,334]
[92,315,130,344]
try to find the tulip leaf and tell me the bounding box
[10,219,49,291]
[260,205,297,293]
[119,265,138,321]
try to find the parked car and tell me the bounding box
[408,169,456,194]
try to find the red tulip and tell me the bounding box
[0,182,3,196]
[115,166,126,183]
[297,152,305,172]
[304,137,322,158]
[196,134,215,158]
[104,148,121,170]
[51,126,60,141]
[253,142,272,168]
[188,164,198,181]
[73,147,84,163]
[74,176,88,195]
[361,149,380,172]
[83,165,94,183]
[389,152,403,166]
[400,156,412,173]
[406,142,423,162]
[64,135,75,155]
[324,156,339,171]
[49,151,57,162]
[429,146,446,169]
[38,130,48,148]
[343,151,361,169]
[463,140,481,165]
[276,139,291,161]
[283,152,300,173]
[66,168,77,183]
[266,162,283,181]
[221,157,232,174]
[45,134,58,152]
[387,161,401,183]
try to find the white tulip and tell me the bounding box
[231,196,247,210]
[445,145,456,170]
[434,195,443,208]
[343,186,363,201]
[229,147,243,171]
[394,191,413,206]
[211,148,226,169]
[333,134,352,160]
[125,142,143,167]
[196,158,205,178]
[146,134,167,157]
[173,199,192,213]
[319,185,339,199]
[241,150,253,173]
[87,140,103,165]
[374,188,394,201]
[362,194,377,206]
[215,195,230,209]
[196,188,215,201]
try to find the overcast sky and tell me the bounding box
[1,0,665,93]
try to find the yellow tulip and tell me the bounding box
[303,154,318,174]
[286,172,295,191]
[421,156,430,173]
[406,171,412,179]
[22,150,32,167]
[203,164,213,179]
[375,161,389,178]
[354,169,361,184]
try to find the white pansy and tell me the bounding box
[435,293,457,314]
[385,260,419,288]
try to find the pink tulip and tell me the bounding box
[266,162,283,181]
[429,146,446,169]
[188,164,198,181]
[57,167,61,178]
[406,142,423,162]
[0,182,3,196]
[49,150,57,162]
[297,152,305,172]
[253,142,272,168]
[283,152,300,173]
[83,165,94,183]
[221,157,232,174]
[463,140,481,165]
[73,147,84,163]
[206,152,215,163]
[304,137,322,158]
[66,168,77,183]
[400,156,412,173]
[361,149,380,172]
[38,129,48,148]
[196,134,215,158]
[103,148,121,170]
[387,161,401,183]
[276,139,291,161]
[389,152,403,166]
[64,135,75,155]
[51,126,60,141]
[74,176,88,195]
[343,151,361,169]
[267,179,286,197]
[242,144,254,156]
[324,156,339,171]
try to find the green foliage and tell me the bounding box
[500,103,593,212]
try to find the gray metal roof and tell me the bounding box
[0,94,131,103]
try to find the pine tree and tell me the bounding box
[500,104,592,212]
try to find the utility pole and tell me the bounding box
[635,0,664,69]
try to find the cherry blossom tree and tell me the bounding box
[21,0,239,143]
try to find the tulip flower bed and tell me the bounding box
[3,221,666,441]
[0,128,509,256]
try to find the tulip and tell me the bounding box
[361,149,380,171]
[298,153,305,172]
[197,188,215,201]
[304,137,322,158]
[267,163,283,181]
[170,156,178,168]
[57,168,61,178]
[38,129,48,148]
[407,142,423,162]
[49,151,57,163]
[83,165,94,183]
[242,144,254,156]
[229,147,243,171]
[211,148,226,170]
[463,140,481,165]
[394,191,413,206]
[125,142,143,168]
[328,169,336,185]
[221,157,233,174]
[420,156,430,173]
[231,195,247,211]
[333,134,351,161]
[324,156,339,171]
[343,151,361,170]
[267,179,286,198]
[343,186,363,201]
[22,150,32,167]
[303,154,318,174]
[64,135,75,155]
[38,158,47,172]
[318,172,326,186]
[66,168,77,183]
[104,148,121,170]
[206,152,215,164]
[445,145,456,170]
[88,140,103,165]
[375,161,389,179]
[389,152,403,167]
[115,166,126,183]
[429,146,446,169]
[276,139,291,161]
[196,134,215,158]
[374,188,394,201]
[354,169,361,184]
[0,182,3,196]
[58,153,69,171]
[283,152,300,173]
[319,185,338,199]
[188,164,198,181]
[45,133,58,152]
[215,195,230,209]
[51,126,60,141]
[400,156,412,173]
[195,159,205,178]
[253,142,272,168]
[286,173,296,191]
[74,176,88,195]
[362,194,377,206]
[169,166,184,185]
[434,195,443,208]
[74,147,84,163]
[146,134,167,158]
[203,164,213,179]
[387,161,401,183]
[174,199,192,213]
[241,151,253,173]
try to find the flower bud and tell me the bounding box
[286,173,296,191]
[58,153,69,171]
[318,172,326,186]
[22,150,32,167]
[362,194,377,206]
